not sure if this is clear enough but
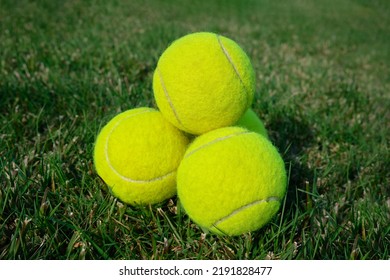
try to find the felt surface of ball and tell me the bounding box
[94,107,189,205]
[153,32,255,135]
[177,127,286,236]
[236,108,268,138]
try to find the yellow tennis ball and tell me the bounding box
[177,127,287,236]
[153,32,255,135]
[236,108,269,138]
[93,107,189,205]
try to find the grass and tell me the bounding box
[0,0,389,260]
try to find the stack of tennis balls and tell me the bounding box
[93,32,287,236]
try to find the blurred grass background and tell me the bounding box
[0,0,389,259]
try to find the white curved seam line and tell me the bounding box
[157,68,184,127]
[216,35,251,107]
[212,196,281,227]
[184,131,252,159]
[104,110,176,183]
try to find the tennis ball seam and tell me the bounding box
[156,68,185,129]
[184,130,253,159]
[105,109,176,183]
[216,34,251,108]
[211,196,281,229]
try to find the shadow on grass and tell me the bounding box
[267,110,316,217]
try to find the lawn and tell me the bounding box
[0,0,389,260]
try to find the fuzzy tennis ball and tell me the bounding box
[93,107,189,205]
[153,32,255,135]
[236,108,268,138]
[177,127,286,236]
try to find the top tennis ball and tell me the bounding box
[153,32,255,135]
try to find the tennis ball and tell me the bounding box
[153,32,255,135]
[236,108,268,138]
[93,107,189,205]
[177,127,286,236]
